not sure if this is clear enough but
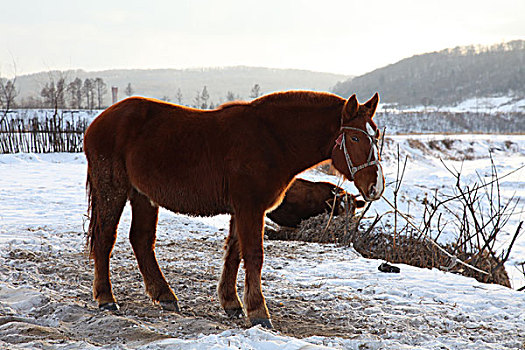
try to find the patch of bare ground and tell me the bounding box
[0,232,387,348]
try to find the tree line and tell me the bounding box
[1,73,109,111]
[157,83,262,109]
[1,72,264,113]
[332,40,525,106]
[40,76,108,110]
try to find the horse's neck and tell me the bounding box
[266,106,341,176]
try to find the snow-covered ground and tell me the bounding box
[445,96,525,113]
[379,95,525,114]
[0,135,524,349]
[2,109,101,122]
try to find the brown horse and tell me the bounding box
[83,90,384,328]
[266,178,366,228]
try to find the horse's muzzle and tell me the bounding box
[363,165,385,202]
[366,184,381,201]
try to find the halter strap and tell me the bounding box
[336,126,380,180]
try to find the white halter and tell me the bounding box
[337,126,380,180]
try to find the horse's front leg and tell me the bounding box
[235,210,272,328]
[129,189,179,311]
[218,216,245,317]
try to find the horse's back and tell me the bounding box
[84,97,252,216]
[86,97,184,152]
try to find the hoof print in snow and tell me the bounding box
[378,262,400,273]
[250,318,273,329]
[160,300,180,312]
[99,302,120,311]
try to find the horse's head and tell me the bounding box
[331,93,385,202]
[330,188,367,216]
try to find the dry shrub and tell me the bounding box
[407,139,427,152]
[265,214,358,245]
[427,139,454,151]
[441,138,455,149]
[265,212,511,287]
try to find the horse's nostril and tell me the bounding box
[369,185,377,198]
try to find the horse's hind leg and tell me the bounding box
[88,179,127,310]
[129,189,179,311]
[218,215,245,317]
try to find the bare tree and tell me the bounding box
[175,88,183,105]
[200,85,209,109]
[83,78,95,110]
[40,72,67,114]
[124,83,134,97]
[249,83,261,99]
[0,76,18,118]
[225,91,237,102]
[0,61,19,120]
[56,77,66,109]
[41,81,56,107]
[67,78,83,109]
[94,77,107,109]
[193,90,201,108]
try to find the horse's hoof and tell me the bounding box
[225,307,245,318]
[159,300,180,312]
[250,318,273,329]
[99,302,119,311]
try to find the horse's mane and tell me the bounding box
[251,90,344,108]
[216,100,251,110]
[216,91,344,111]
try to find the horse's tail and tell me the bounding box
[85,169,96,259]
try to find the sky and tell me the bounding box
[0,0,524,78]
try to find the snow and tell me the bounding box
[0,283,48,313]
[1,135,525,349]
[3,109,101,122]
[139,328,333,349]
[446,96,525,113]
[379,95,525,114]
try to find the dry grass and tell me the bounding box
[265,213,511,287]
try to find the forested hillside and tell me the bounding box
[9,66,347,108]
[332,41,525,106]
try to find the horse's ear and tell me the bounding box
[364,92,379,116]
[342,94,359,124]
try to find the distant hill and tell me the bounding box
[12,66,348,107]
[332,40,525,107]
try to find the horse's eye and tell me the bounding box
[351,136,359,142]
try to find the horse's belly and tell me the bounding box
[133,177,231,217]
[126,148,231,216]
[157,189,232,217]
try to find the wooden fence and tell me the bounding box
[0,116,88,154]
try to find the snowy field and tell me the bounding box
[0,135,524,349]
[379,95,525,114]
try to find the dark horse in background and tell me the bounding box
[83,90,384,328]
[266,178,366,228]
